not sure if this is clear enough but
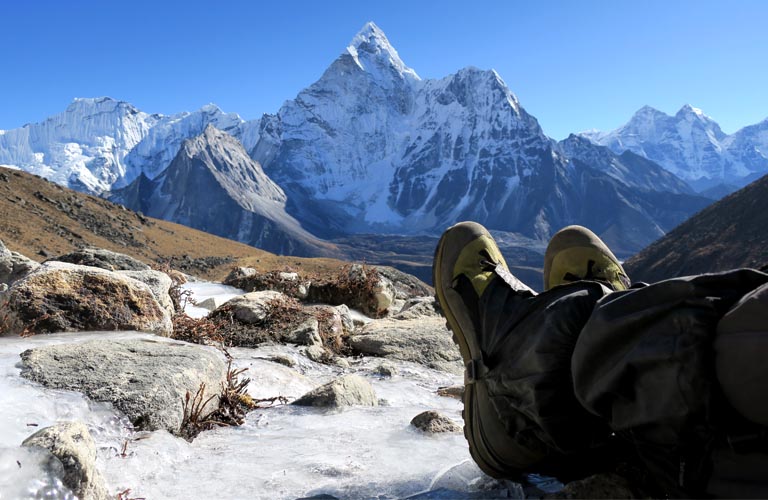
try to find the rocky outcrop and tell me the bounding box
[1,261,171,335]
[21,421,110,500]
[349,316,462,374]
[0,239,39,287]
[410,411,462,434]
[394,297,441,320]
[111,125,338,257]
[20,338,227,432]
[292,374,378,407]
[50,247,150,271]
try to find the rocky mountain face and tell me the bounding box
[112,125,334,257]
[624,173,768,283]
[246,22,707,254]
[582,105,768,193]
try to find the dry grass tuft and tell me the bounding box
[178,358,287,441]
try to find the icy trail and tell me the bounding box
[0,283,500,499]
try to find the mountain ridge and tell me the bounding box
[581,104,768,192]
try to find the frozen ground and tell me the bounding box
[0,284,510,499]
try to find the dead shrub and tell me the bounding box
[179,359,287,441]
[153,260,194,313]
[171,313,226,346]
[314,306,348,355]
[306,264,384,317]
[225,268,307,298]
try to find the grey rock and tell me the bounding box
[349,317,462,374]
[292,374,378,407]
[22,421,109,500]
[333,357,351,369]
[223,290,285,324]
[374,265,433,300]
[268,354,296,367]
[1,261,172,336]
[19,339,227,432]
[284,318,322,346]
[395,296,441,320]
[196,296,229,312]
[49,247,150,271]
[411,411,462,434]
[304,344,331,364]
[437,385,464,400]
[373,362,398,377]
[225,266,257,283]
[119,269,175,315]
[334,304,355,333]
[0,239,39,286]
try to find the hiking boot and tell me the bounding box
[543,225,630,292]
[433,221,536,478]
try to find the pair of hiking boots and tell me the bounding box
[432,221,630,478]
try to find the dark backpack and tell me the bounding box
[572,269,768,498]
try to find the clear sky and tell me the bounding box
[2,0,767,139]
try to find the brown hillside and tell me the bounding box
[0,167,346,280]
[624,173,768,283]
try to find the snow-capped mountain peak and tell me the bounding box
[346,21,420,82]
[582,104,765,190]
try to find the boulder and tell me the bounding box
[118,269,175,315]
[349,317,462,374]
[292,374,378,407]
[437,385,465,400]
[197,296,229,312]
[222,290,285,324]
[304,344,331,363]
[283,318,322,346]
[411,411,462,434]
[225,266,257,282]
[373,362,398,377]
[19,338,227,433]
[373,265,433,300]
[0,239,39,286]
[21,421,109,500]
[334,304,355,333]
[394,296,441,320]
[0,261,172,336]
[49,247,150,271]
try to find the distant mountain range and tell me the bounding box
[1,22,764,261]
[581,105,768,194]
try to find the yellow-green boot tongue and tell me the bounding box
[452,235,509,298]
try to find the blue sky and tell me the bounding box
[2,0,767,139]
